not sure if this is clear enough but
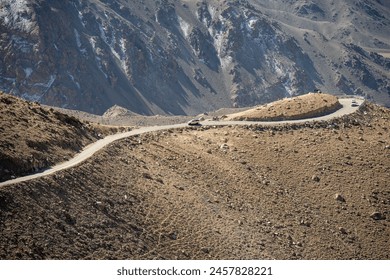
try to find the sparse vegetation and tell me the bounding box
[0,93,130,181]
[0,94,389,260]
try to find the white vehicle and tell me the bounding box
[351,100,358,107]
[187,118,200,126]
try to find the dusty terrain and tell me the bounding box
[52,93,343,126]
[0,92,129,181]
[0,98,389,259]
[227,93,341,121]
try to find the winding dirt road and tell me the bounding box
[0,98,363,187]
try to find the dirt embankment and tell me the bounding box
[0,92,129,181]
[227,93,342,121]
[0,102,388,260]
[54,93,343,127]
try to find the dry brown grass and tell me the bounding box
[226,93,341,121]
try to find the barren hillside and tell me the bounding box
[0,92,127,181]
[0,101,389,259]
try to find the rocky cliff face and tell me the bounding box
[0,0,389,115]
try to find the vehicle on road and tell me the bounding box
[351,100,359,107]
[187,118,201,126]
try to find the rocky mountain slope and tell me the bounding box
[0,100,389,259]
[0,0,389,115]
[0,92,125,181]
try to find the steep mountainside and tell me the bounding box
[0,0,389,115]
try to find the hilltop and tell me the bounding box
[226,93,341,121]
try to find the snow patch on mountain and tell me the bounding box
[98,22,129,74]
[74,29,87,55]
[208,5,216,20]
[89,36,108,78]
[178,16,191,38]
[68,73,80,89]
[24,67,33,78]
[0,0,35,33]
[34,75,56,91]
[220,55,233,69]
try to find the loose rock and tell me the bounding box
[220,143,229,150]
[335,193,346,202]
[370,212,385,220]
[339,227,347,234]
[312,175,320,182]
[201,247,210,254]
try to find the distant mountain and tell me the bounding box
[0,0,389,115]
